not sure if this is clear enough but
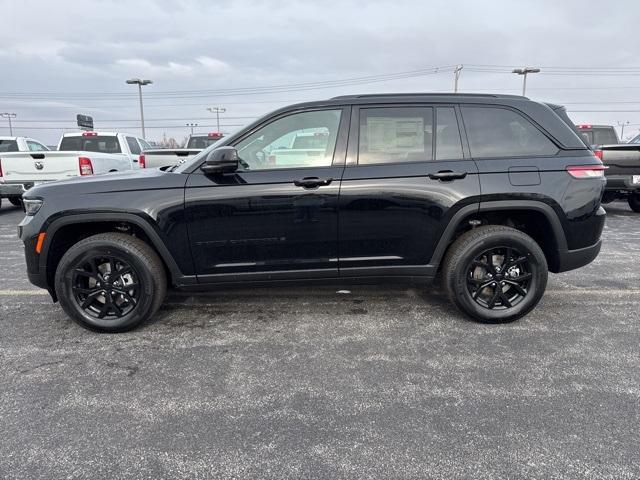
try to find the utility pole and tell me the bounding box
[0,113,16,135]
[617,120,630,141]
[453,65,463,93]
[512,67,540,96]
[206,107,226,133]
[126,78,153,139]
[186,123,198,134]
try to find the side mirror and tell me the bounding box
[200,147,239,175]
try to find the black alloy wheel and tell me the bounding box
[466,246,532,310]
[71,255,140,320]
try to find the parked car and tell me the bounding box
[0,136,50,207]
[19,93,605,332]
[575,125,640,211]
[0,132,149,206]
[185,132,224,149]
[575,124,619,147]
[141,133,224,169]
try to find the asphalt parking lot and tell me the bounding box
[1,201,639,479]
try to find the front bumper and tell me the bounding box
[605,174,640,191]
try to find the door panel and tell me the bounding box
[338,105,481,276]
[185,107,349,282]
[186,166,343,279]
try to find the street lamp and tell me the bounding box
[206,107,226,133]
[512,67,540,96]
[126,78,153,139]
[0,113,17,136]
[186,123,198,134]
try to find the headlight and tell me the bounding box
[23,198,43,216]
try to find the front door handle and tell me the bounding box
[428,170,468,181]
[294,177,333,189]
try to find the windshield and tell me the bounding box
[629,134,640,144]
[59,135,122,153]
[0,139,18,152]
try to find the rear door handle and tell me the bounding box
[428,170,468,181]
[294,177,333,189]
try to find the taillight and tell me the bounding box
[139,154,146,168]
[79,156,94,176]
[566,165,606,179]
[82,132,98,137]
[0,158,3,177]
[593,149,603,160]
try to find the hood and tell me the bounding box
[24,168,187,198]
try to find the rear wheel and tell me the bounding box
[55,233,167,332]
[628,192,640,212]
[9,196,22,207]
[442,226,548,323]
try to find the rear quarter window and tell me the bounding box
[461,106,559,158]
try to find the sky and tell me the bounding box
[2,0,640,145]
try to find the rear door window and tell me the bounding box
[126,137,142,155]
[59,135,122,153]
[462,106,559,158]
[358,107,433,164]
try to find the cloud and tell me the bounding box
[1,0,639,144]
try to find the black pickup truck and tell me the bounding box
[19,93,606,332]
[576,125,640,211]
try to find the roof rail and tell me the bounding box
[330,92,522,100]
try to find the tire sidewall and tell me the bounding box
[56,241,157,332]
[628,192,640,212]
[450,231,547,323]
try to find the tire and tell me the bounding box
[628,192,640,213]
[9,196,22,207]
[442,225,548,324]
[55,233,167,332]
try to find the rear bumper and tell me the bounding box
[556,239,602,273]
[0,183,27,197]
[605,174,640,191]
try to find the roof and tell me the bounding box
[331,92,527,100]
[61,131,137,137]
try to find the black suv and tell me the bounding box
[19,93,606,332]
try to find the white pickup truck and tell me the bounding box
[142,132,224,169]
[0,132,150,207]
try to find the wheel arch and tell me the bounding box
[430,200,568,273]
[41,213,191,293]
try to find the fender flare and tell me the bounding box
[428,200,567,267]
[40,212,194,286]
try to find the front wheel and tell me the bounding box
[628,192,640,213]
[55,233,167,332]
[442,226,548,323]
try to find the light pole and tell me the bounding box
[453,65,463,93]
[512,67,540,96]
[206,107,226,133]
[186,123,198,134]
[126,78,153,139]
[0,113,16,135]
